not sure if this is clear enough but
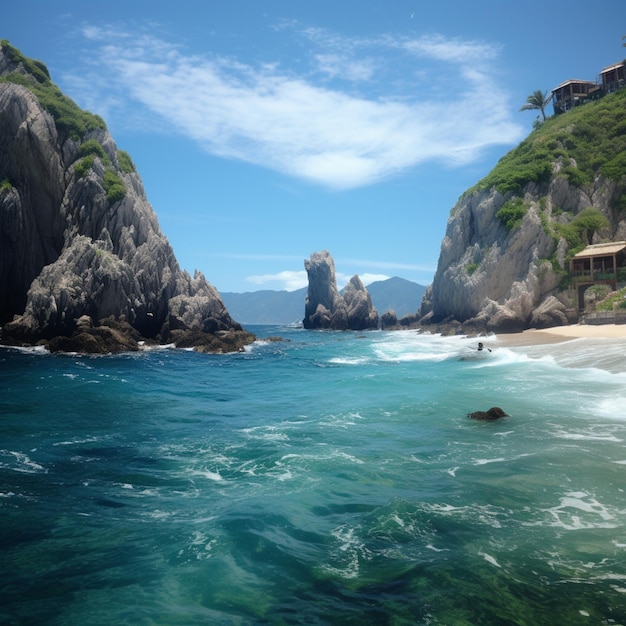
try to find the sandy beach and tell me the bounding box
[495,323,626,347]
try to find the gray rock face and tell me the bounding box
[0,83,66,319]
[421,175,625,332]
[303,250,378,330]
[0,44,252,352]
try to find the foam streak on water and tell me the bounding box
[1,327,626,624]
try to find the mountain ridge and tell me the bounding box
[221,277,426,325]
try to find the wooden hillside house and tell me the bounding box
[570,241,626,309]
[551,60,626,115]
[599,61,626,94]
[551,79,598,114]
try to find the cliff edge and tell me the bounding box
[420,87,626,333]
[0,41,254,353]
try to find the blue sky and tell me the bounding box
[4,1,625,293]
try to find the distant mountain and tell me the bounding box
[221,277,426,325]
[220,288,307,325]
[366,277,426,319]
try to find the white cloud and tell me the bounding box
[69,24,522,190]
[400,34,499,64]
[245,270,308,291]
[341,258,436,273]
[313,53,377,82]
[335,272,390,288]
[244,270,391,292]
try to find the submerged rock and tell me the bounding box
[468,407,509,421]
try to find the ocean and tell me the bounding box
[2,326,626,625]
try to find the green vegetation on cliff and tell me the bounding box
[1,42,130,205]
[473,88,626,196]
[597,287,626,311]
[496,197,528,230]
[0,39,106,141]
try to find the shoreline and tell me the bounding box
[494,323,626,347]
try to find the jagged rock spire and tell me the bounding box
[303,250,378,330]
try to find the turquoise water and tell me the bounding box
[2,326,626,625]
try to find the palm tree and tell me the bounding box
[520,89,550,121]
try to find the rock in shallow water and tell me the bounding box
[468,407,509,421]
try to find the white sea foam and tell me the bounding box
[185,531,217,561]
[479,550,501,568]
[553,429,622,443]
[541,491,618,530]
[473,457,507,465]
[241,426,289,441]
[328,356,371,365]
[473,452,535,466]
[276,469,293,482]
[425,544,447,552]
[196,469,224,482]
[0,450,46,474]
[595,396,626,419]
[0,344,48,355]
[323,524,371,579]
[423,502,508,528]
[371,332,463,363]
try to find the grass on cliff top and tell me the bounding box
[0,39,106,140]
[471,87,626,197]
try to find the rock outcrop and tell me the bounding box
[303,250,378,330]
[420,89,626,333]
[468,407,509,421]
[0,41,254,353]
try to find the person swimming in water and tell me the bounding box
[477,342,492,352]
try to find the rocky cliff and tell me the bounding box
[420,87,626,333]
[303,250,378,330]
[0,41,254,353]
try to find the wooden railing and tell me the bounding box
[570,267,626,282]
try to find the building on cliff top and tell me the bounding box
[599,61,626,94]
[551,79,599,114]
[551,60,625,114]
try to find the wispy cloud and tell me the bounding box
[246,270,308,291]
[68,24,522,189]
[340,258,436,273]
[245,270,391,291]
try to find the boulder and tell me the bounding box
[468,407,509,421]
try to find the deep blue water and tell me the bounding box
[2,326,626,625]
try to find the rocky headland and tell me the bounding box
[419,86,626,334]
[0,41,254,353]
[303,250,378,330]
